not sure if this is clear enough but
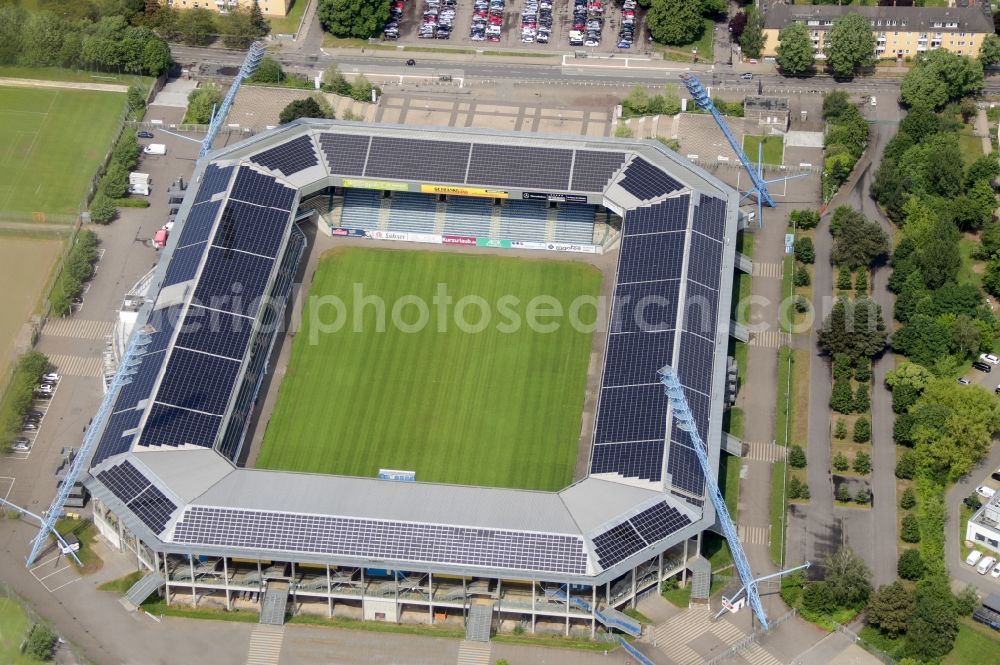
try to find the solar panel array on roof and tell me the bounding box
[591,521,646,569]
[194,164,234,204]
[91,408,143,465]
[667,437,704,496]
[127,483,178,534]
[618,158,683,201]
[365,137,470,183]
[213,200,290,259]
[193,247,275,318]
[466,144,572,190]
[139,403,223,448]
[144,306,183,353]
[230,167,296,211]
[692,194,727,241]
[96,461,150,506]
[162,242,207,287]
[629,501,691,544]
[318,133,370,176]
[173,306,252,361]
[113,350,166,412]
[173,506,588,575]
[154,348,241,415]
[175,200,222,249]
[591,197,694,482]
[571,150,627,192]
[250,135,318,176]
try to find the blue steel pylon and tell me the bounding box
[199,41,266,160]
[658,365,770,630]
[679,73,808,227]
[25,329,152,567]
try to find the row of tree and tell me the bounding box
[0,7,171,75]
[149,4,270,49]
[822,92,870,200]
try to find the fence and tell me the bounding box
[0,582,92,664]
[703,608,798,665]
[827,618,899,665]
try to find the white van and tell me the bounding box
[977,555,997,574]
[143,143,166,155]
[967,550,984,566]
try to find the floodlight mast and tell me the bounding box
[198,41,266,161]
[25,329,152,567]
[658,365,770,629]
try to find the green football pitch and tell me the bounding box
[0,86,126,218]
[257,247,603,491]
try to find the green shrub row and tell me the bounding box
[49,231,99,317]
[91,128,142,225]
[0,351,48,449]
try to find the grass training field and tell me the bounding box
[257,247,602,491]
[0,596,45,664]
[0,233,63,378]
[0,86,125,218]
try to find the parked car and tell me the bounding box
[740,73,754,80]
[137,131,154,139]
[978,485,997,499]
[42,373,59,382]
[978,556,997,575]
[959,377,972,385]
[967,550,984,566]
[12,441,30,452]
[973,361,993,373]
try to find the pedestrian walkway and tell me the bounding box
[737,524,769,546]
[651,605,751,665]
[752,261,784,279]
[456,639,491,665]
[46,353,103,378]
[738,642,785,665]
[43,318,113,340]
[748,330,789,349]
[246,624,284,665]
[743,441,787,462]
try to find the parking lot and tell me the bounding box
[5,375,60,462]
[383,0,647,54]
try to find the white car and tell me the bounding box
[978,485,997,499]
[12,442,30,452]
[967,550,984,566]
[42,372,59,382]
[981,353,1000,365]
[992,564,1000,579]
[870,96,877,107]
[978,556,997,574]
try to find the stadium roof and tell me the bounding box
[86,120,740,583]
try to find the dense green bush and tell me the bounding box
[789,445,807,469]
[50,231,99,316]
[900,487,916,510]
[900,514,921,543]
[895,451,916,480]
[854,356,871,383]
[794,237,815,264]
[854,385,870,414]
[833,353,853,381]
[833,451,850,472]
[853,417,871,443]
[897,549,923,580]
[0,351,48,449]
[831,378,855,414]
[835,418,847,440]
[25,624,55,661]
[794,265,811,287]
[802,581,836,615]
[853,450,872,474]
[789,209,820,230]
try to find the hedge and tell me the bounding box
[49,231,99,317]
[0,351,49,449]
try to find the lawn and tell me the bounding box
[944,619,1000,664]
[0,597,46,664]
[0,85,125,218]
[958,132,984,165]
[770,460,786,566]
[268,0,307,35]
[774,346,793,446]
[655,19,715,63]
[257,247,602,490]
[0,65,150,87]
[743,135,785,167]
[719,451,740,520]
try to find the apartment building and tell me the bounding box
[762,3,994,60]
[165,0,290,18]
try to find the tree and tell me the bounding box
[175,7,216,46]
[965,154,1000,189]
[25,624,55,661]
[818,297,887,360]
[823,90,850,120]
[867,582,914,637]
[853,450,871,474]
[788,475,803,500]
[790,209,820,230]
[251,56,284,83]
[836,482,852,503]
[802,581,837,615]
[739,7,764,60]
[101,163,129,199]
[955,586,979,616]
[885,361,933,392]
[835,418,847,440]
[900,106,941,144]
[853,418,871,445]
[127,84,146,117]
[794,265,811,287]
[855,356,871,383]
[854,385,870,415]
[646,0,704,47]
[318,0,391,38]
[141,36,171,76]
[249,0,270,36]
[21,11,65,67]
[728,11,747,42]
[837,266,853,290]
[905,579,959,660]
[831,378,855,414]
[112,128,140,171]
[901,49,985,109]
[824,546,872,609]
[979,35,1000,67]
[185,83,223,124]
[278,96,333,124]
[854,270,868,294]
[322,63,352,95]
[789,445,806,469]
[219,5,264,49]
[895,451,916,480]
[900,487,916,510]
[824,13,876,78]
[855,486,870,504]
[897,549,923,580]
[89,193,117,225]
[833,451,849,472]
[776,21,814,75]
[794,237,815,264]
[350,74,375,102]
[901,514,921,543]
[830,207,889,270]
[833,353,853,380]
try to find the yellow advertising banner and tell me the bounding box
[420,184,509,199]
[342,178,409,192]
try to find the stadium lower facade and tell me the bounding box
[85,120,744,636]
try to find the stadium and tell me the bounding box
[84,120,743,638]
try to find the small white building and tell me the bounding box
[967,494,1000,553]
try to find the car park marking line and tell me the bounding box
[29,553,79,593]
[46,354,104,378]
[0,477,13,501]
[43,318,114,340]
